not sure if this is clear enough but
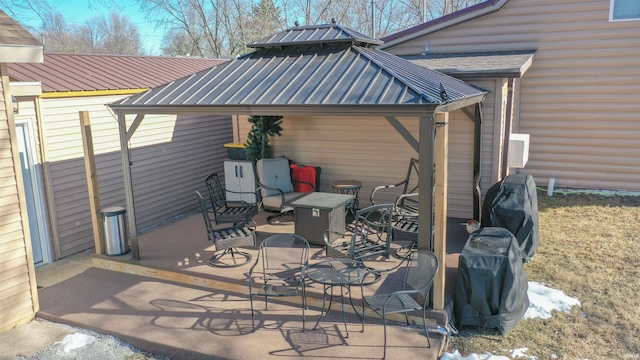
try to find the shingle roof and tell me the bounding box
[403,50,536,79]
[8,53,227,92]
[111,23,486,114]
[0,9,41,46]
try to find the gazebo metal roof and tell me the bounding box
[109,23,485,116]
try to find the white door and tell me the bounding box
[16,120,51,266]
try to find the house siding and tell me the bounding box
[237,111,500,219]
[0,69,36,332]
[40,95,232,258]
[386,0,640,191]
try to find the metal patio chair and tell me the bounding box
[205,172,258,225]
[323,203,394,261]
[370,158,420,257]
[196,190,257,267]
[248,233,310,332]
[255,157,313,224]
[362,249,439,359]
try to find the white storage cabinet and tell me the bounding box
[224,160,257,203]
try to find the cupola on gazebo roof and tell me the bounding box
[109,22,485,116]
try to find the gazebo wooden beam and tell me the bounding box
[117,112,140,260]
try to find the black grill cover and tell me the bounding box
[481,173,540,262]
[454,227,529,335]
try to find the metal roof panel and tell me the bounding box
[8,53,227,92]
[111,24,485,112]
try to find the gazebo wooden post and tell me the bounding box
[117,112,140,260]
[417,112,441,301]
[433,112,449,310]
[79,111,105,255]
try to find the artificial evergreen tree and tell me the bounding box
[244,115,283,161]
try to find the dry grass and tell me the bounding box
[448,193,640,360]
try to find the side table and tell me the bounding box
[331,180,362,220]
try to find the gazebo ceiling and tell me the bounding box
[108,23,486,116]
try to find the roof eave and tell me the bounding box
[441,70,524,79]
[435,93,487,113]
[107,104,443,117]
[379,0,510,50]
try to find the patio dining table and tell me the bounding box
[306,258,368,337]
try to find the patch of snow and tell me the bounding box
[510,347,535,359]
[524,282,580,319]
[57,332,96,353]
[440,350,511,360]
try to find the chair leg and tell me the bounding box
[301,295,306,332]
[250,296,256,332]
[422,308,431,348]
[382,311,388,360]
[209,247,252,267]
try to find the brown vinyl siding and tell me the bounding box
[238,114,486,219]
[0,77,36,331]
[385,0,640,191]
[40,95,232,257]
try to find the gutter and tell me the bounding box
[41,88,148,99]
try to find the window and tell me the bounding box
[610,0,640,21]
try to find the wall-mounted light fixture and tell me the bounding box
[11,95,18,115]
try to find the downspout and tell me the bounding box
[501,78,515,177]
[473,103,482,221]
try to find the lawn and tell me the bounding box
[448,192,640,360]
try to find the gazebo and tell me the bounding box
[108,22,486,309]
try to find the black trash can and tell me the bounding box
[100,206,129,256]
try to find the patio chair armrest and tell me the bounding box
[292,179,315,192]
[256,183,287,206]
[361,250,413,283]
[369,179,409,204]
[225,188,259,199]
[394,192,419,217]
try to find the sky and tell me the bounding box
[441,281,581,360]
[12,0,165,55]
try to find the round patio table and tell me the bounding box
[306,258,368,337]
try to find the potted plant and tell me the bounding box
[244,115,283,161]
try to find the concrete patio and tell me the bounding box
[34,209,469,360]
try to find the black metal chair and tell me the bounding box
[248,233,310,332]
[370,158,420,258]
[323,204,394,261]
[362,249,439,359]
[205,172,258,225]
[196,190,256,267]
